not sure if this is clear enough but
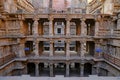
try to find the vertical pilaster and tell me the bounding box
[96,62,100,76]
[49,63,54,77]
[66,62,70,77]
[80,41,86,58]
[117,13,120,29]
[33,39,39,56]
[19,40,25,57]
[80,63,84,77]
[66,18,71,36]
[95,19,100,36]
[5,20,8,35]
[49,16,53,36]
[33,18,39,36]
[81,18,87,36]
[35,62,39,76]
[66,40,70,57]
[50,41,54,57]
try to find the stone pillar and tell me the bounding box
[5,20,8,35]
[33,39,39,56]
[81,18,87,36]
[66,18,71,36]
[66,40,70,57]
[80,63,84,77]
[66,63,70,77]
[50,41,54,56]
[80,41,86,58]
[117,13,120,29]
[95,19,99,36]
[96,62,100,76]
[33,18,39,36]
[49,63,54,77]
[19,41,25,57]
[35,62,39,76]
[49,17,53,36]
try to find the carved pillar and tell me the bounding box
[49,63,54,77]
[5,20,8,35]
[66,62,70,77]
[66,40,70,57]
[66,18,71,36]
[33,39,39,56]
[96,62,100,76]
[81,18,87,36]
[80,41,86,58]
[19,41,25,57]
[95,19,100,36]
[80,63,84,77]
[117,13,120,29]
[50,41,54,56]
[33,18,39,36]
[49,17,53,36]
[35,62,39,76]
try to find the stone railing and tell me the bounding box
[0,53,15,66]
[113,29,120,37]
[97,29,110,36]
[32,8,85,14]
[103,53,120,67]
[0,30,6,37]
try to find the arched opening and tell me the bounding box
[84,63,92,76]
[39,63,49,76]
[27,63,35,76]
[70,63,80,77]
[54,63,66,76]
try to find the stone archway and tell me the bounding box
[27,63,35,76]
[84,63,92,76]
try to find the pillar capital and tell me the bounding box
[66,40,70,43]
[50,40,54,44]
[48,16,54,21]
[66,18,71,21]
[80,18,86,21]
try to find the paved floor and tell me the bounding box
[0,75,120,80]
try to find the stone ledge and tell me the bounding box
[0,75,119,80]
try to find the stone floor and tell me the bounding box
[0,75,120,80]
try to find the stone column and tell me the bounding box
[66,63,70,77]
[95,19,100,36]
[35,62,39,76]
[80,63,84,77]
[81,18,87,36]
[33,18,39,36]
[80,41,86,58]
[49,17,53,36]
[66,18,71,36]
[66,40,70,57]
[96,62,100,76]
[50,41,54,57]
[33,39,39,56]
[117,13,120,29]
[5,20,8,35]
[49,63,54,77]
[19,41,25,57]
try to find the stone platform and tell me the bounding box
[0,75,120,80]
